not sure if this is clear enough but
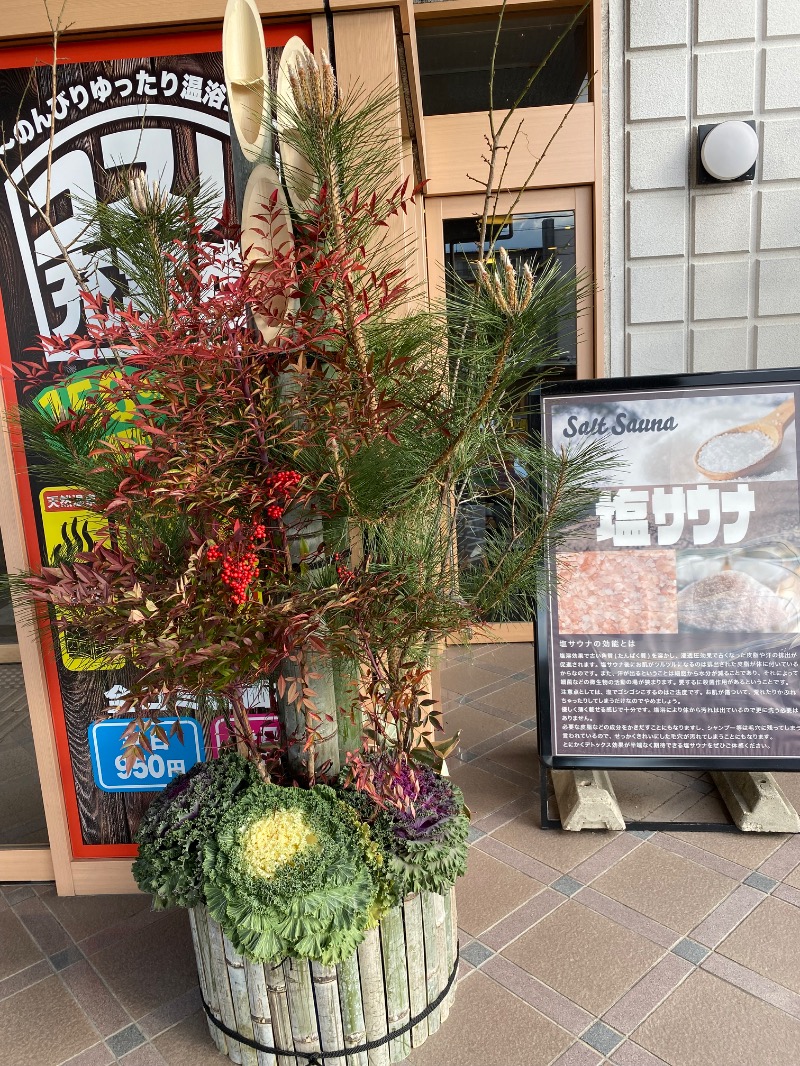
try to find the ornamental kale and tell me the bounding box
[203,784,386,964]
[132,751,259,909]
[340,755,469,897]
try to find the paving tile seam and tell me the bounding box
[699,949,800,1023]
[478,957,669,1066]
[471,793,536,833]
[548,1038,607,1066]
[0,958,54,1002]
[648,832,751,881]
[475,889,567,951]
[601,954,695,1035]
[609,1041,671,1066]
[460,724,533,761]
[473,833,562,884]
[440,672,521,703]
[569,888,680,950]
[567,835,648,887]
[469,754,532,786]
[56,953,137,1038]
[480,956,592,1038]
[688,882,770,949]
[11,894,82,957]
[757,833,800,880]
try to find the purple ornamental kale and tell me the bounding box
[389,765,461,841]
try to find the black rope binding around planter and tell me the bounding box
[200,946,460,1064]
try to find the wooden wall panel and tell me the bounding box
[0,0,418,43]
[334,9,426,295]
[0,848,55,882]
[423,103,595,197]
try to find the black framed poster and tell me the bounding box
[536,368,800,770]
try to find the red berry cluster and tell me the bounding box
[206,525,268,607]
[222,551,259,606]
[336,564,356,583]
[264,470,301,522]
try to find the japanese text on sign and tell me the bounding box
[596,484,755,547]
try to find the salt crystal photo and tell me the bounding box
[549,388,798,486]
[676,538,800,634]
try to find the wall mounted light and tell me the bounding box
[697,120,759,184]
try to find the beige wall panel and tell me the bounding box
[71,859,140,894]
[0,0,404,42]
[454,623,534,644]
[424,103,595,197]
[0,848,55,882]
[333,9,424,295]
[414,0,580,19]
[332,8,399,101]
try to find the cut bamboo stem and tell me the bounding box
[225,932,259,1066]
[421,893,443,1037]
[357,926,390,1066]
[307,649,340,780]
[337,949,368,1066]
[208,915,244,1065]
[311,961,345,1060]
[285,958,321,1059]
[264,960,295,1066]
[442,888,458,1019]
[245,958,278,1066]
[380,906,411,1062]
[432,893,448,1026]
[401,894,427,1048]
[333,657,363,766]
[190,907,228,1056]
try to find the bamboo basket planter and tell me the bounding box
[189,888,458,1065]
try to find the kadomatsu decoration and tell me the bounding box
[10,0,613,1060]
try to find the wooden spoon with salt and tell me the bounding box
[694,397,795,480]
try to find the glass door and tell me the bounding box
[426,187,595,641]
[0,521,53,879]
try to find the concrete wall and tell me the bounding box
[604,0,800,376]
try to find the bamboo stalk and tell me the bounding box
[207,914,244,1064]
[401,894,427,1048]
[432,893,448,1025]
[379,906,411,1063]
[337,949,368,1066]
[264,960,296,1066]
[285,957,322,1059]
[311,961,345,1060]
[420,893,443,1037]
[333,657,362,766]
[307,649,340,780]
[442,889,458,1020]
[225,932,260,1066]
[245,958,278,1066]
[357,926,389,1066]
[277,652,339,784]
[189,907,228,1056]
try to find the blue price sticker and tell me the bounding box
[88,717,205,792]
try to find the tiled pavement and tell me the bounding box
[4,643,800,1064]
